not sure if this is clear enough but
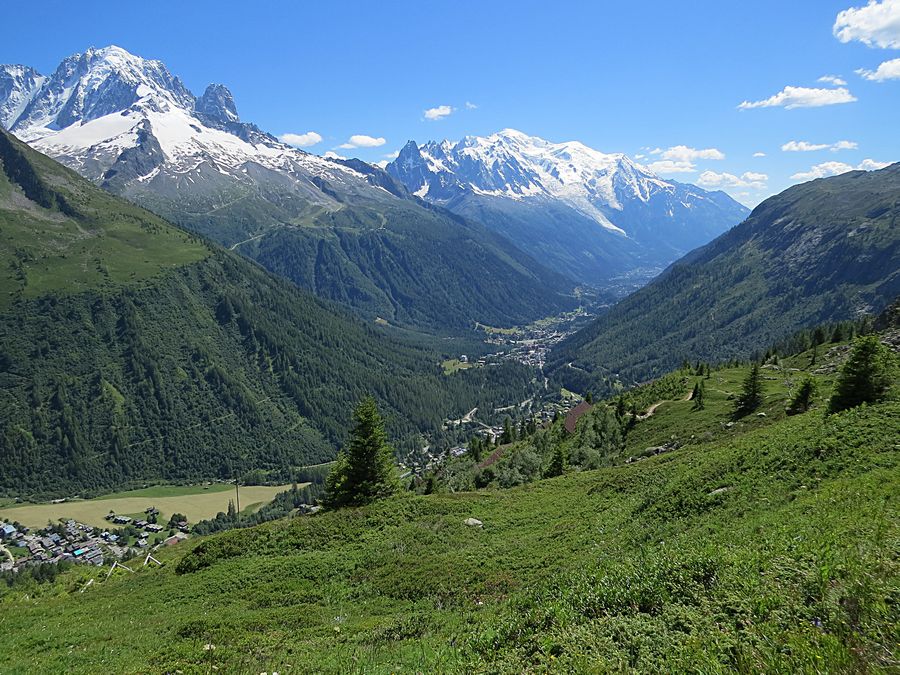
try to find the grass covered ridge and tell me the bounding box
[0,400,897,672]
[0,129,208,310]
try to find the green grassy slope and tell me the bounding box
[549,163,900,396]
[0,131,541,496]
[1,391,895,672]
[0,129,208,310]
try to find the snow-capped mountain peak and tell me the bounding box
[386,129,749,282]
[0,65,46,129]
[0,45,382,206]
[9,45,196,140]
[389,129,682,232]
[196,83,239,125]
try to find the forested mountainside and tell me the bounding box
[0,129,538,496]
[0,47,577,331]
[386,130,749,283]
[548,163,900,395]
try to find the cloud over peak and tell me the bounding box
[697,170,768,190]
[791,158,890,181]
[338,134,387,149]
[646,145,725,174]
[279,131,323,147]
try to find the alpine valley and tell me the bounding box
[1,9,899,673]
[0,127,543,495]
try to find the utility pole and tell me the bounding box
[235,477,240,514]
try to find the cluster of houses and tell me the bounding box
[0,519,125,573]
[0,505,193,576]
[103,506,190,548]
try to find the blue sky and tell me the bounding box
[2,0,898,206]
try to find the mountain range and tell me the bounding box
[386,130,750,283]
[0,127,540,495]
[548,162,900,393]
[0,46,576,330]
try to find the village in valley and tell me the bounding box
[0,506,191,578]
[409,304,605,474]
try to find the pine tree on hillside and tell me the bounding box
[787,375,816,415]
[734,364,763,416]
[324,397,399,508]
[615,395,626,421]
[500,417,514,444]
[691,381,705,411]
[827,336,897,414]
[545,445,567,478]
[469,435,484,463]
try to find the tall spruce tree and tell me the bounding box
[827,336,897,414]
[734,364,763,416]
[324,397,399,508]
[691,381,705,410]
[787,375,816,415]
[545,445,567,478]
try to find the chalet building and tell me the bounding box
[564,401,593,434]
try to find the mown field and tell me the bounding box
[0,391,896,673]
[0,483,293,529]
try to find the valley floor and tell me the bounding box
[0,483,291,530]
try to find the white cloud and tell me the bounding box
[646,159,697,174]
[424,105,454,120]
[782,141,830,152]
[791,162,854,180]
[650,145,726,161]
[818,74,848,85]
[383,150,400,159]
[279,131,322,147]
[338,134,386,149]
[790,158,889,180]
[781,140,858,152]
[834,0,900,48]
[738,85,857,109]
[857,56,900,80]
[858,158,891,169]
[323,151,347,160]
[634,153,646,160]
[465,101,478,109]
[753,151,767,157]
[646,145,725,174]
[697,170,768,190]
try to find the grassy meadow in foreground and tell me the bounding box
[0,394,896,673]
